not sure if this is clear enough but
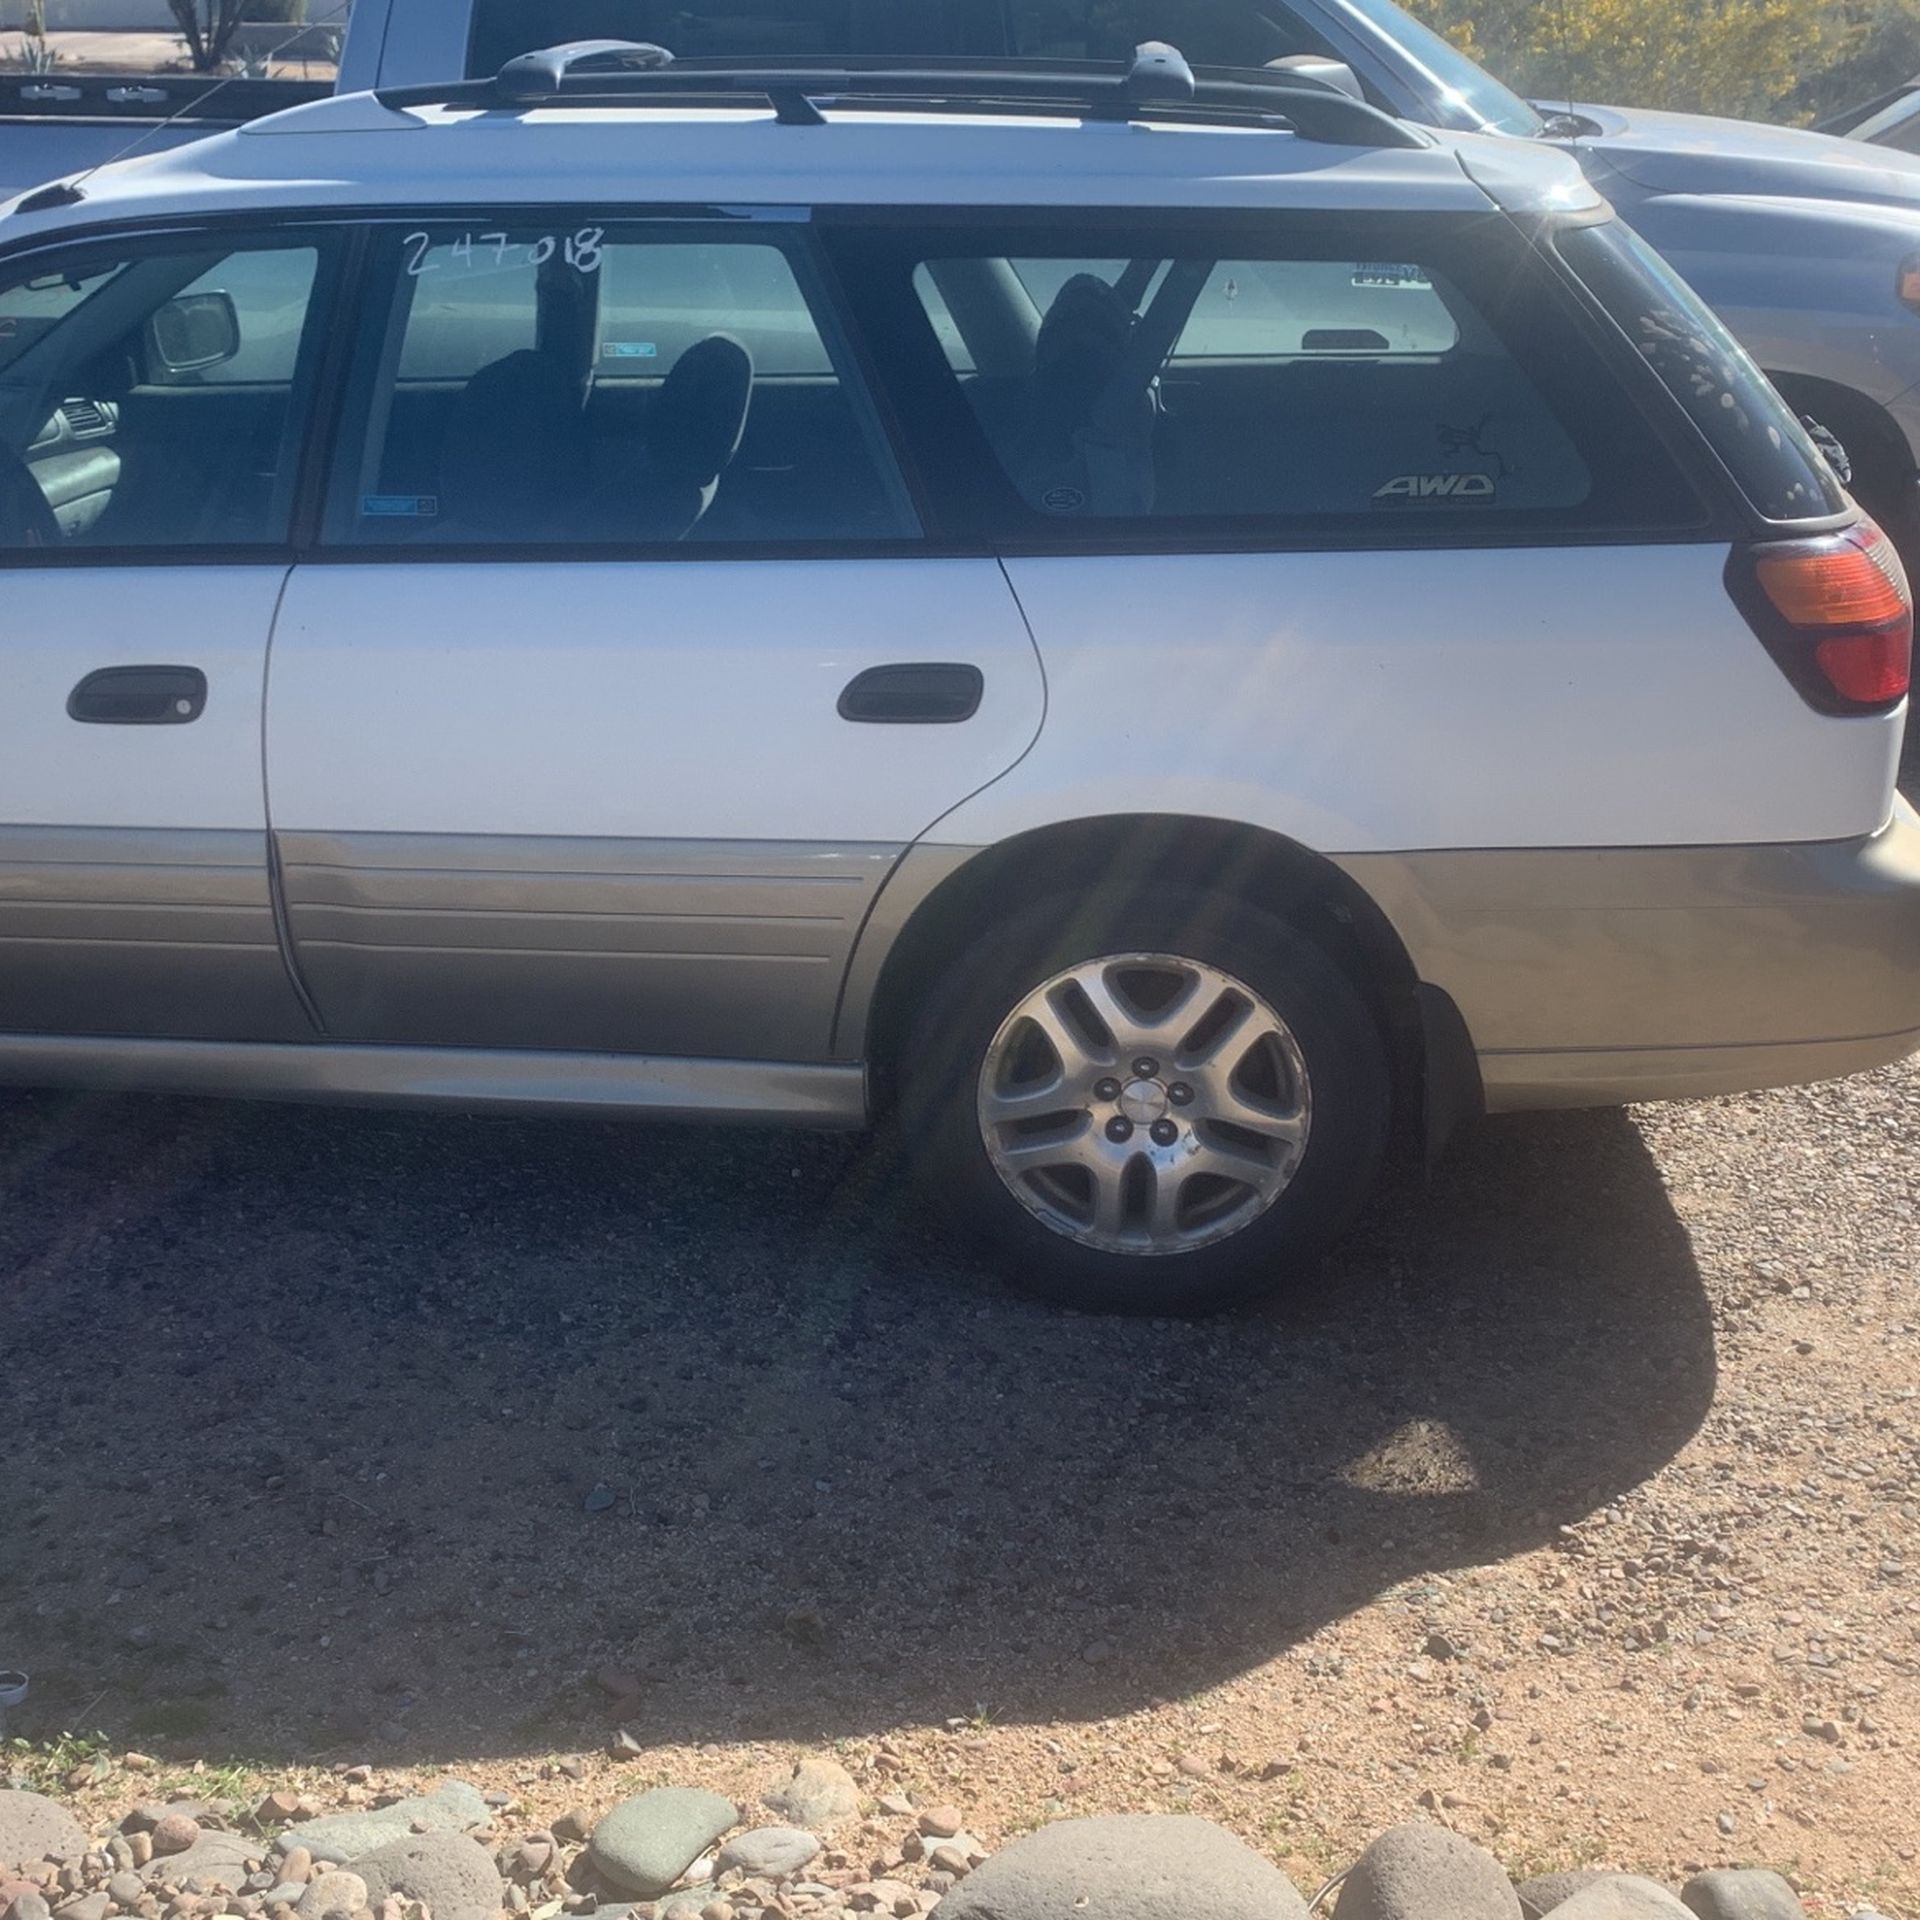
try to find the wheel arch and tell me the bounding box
[849,813,1481,1151]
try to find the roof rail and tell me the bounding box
[375,38,1428,149]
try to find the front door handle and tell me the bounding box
[68,665,207,725]
[838,662,984,724]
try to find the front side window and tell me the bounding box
[0,233,334,552]
[897,230,1649,531]
[329,221,913,547]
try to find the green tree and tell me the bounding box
[1402,0,1863,123]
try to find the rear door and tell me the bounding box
[266,212,1041,1060]
[0,226,339,1041]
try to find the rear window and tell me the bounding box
[870,222,1707,537]
[1557,221,1847,524]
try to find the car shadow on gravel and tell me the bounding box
[0,1087,1713,1763]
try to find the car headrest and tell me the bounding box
[439,348,587,536]
[1035,274,1134,386]
[647,334,753,489]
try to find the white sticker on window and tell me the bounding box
[601,342,659,360]
[1352,263,1432,290]
[362,493,440,518]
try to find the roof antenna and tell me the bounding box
[20,0,354,211]
[1550,0,1581,141]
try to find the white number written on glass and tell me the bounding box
[402,228,608,275]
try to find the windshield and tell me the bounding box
[1322,0,1543,134]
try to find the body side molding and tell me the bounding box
[0,1033,868,1126]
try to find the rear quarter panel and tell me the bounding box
[932,544,1900,853]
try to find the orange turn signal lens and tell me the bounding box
[1754,524,1909,629]
[1901,255,1920,312]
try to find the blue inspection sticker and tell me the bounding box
[362,494,440,518]
[602,341,659,359]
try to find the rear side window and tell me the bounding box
[326,221,915,547]
[1557,221,1847,525]
[859,220,1702,537]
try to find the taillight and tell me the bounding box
[1728,519,1912,714]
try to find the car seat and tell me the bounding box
[628,332,754,540]
[0,439,60,550]
[438,347,589,540]
[973,273,1159,517]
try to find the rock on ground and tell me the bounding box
[715,1829,820,1879]
[353,1832,504,1920]
[1334,1825,1522,1920]
[1680,1874,1807,1920]
[296,1870,370,1920]
[1548,1881,1695,1920]
[1518,1874,1614,1918]
[277,1782,489,1866]
[590,1789,739,1898]
[927,1814,1308,1920]
[0,1793,87,1872]
[138,1832,255,1889]
[762,1759,859,1833]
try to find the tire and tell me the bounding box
[897,885,1391,1315]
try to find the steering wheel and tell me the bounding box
[0,439,60,550]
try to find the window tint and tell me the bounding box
[330,223,913,547]
[1007,257,1460,359]
[906,241,1600,526]
[396,239,540,380]
[1557,221,1847,524]
[0,235,332,552]
[596,243,831,376]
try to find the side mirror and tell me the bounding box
[147,289,240,376]
[1266,54,1366,101]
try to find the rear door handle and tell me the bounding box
[68,665,207,725]
[838,663,984,724]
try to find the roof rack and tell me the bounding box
[375,38,1429,150]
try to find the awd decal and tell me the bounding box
[1372,472,1497,502]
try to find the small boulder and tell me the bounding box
[928,1814,1308,1920]
[1518,1875,1613,1919]
[0,1794,87,1873]
[353,1833,504,1920]
[762,1760,858,1834]
[52,1897,109,1920]
[1681,1874,1806,1920]
[715,1830,819,1880]
[139,1832,254,1890]
[296,1871,369,1920]
[150,1816,201,1859]
[1334,1826,1520,1920]
[589,1791,738,1898]
[1549,1881,1693,1920]
[278,1784,488,1868]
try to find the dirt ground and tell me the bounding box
[1,1021,1915,1911]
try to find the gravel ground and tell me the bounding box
[4,802,1919,1913]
